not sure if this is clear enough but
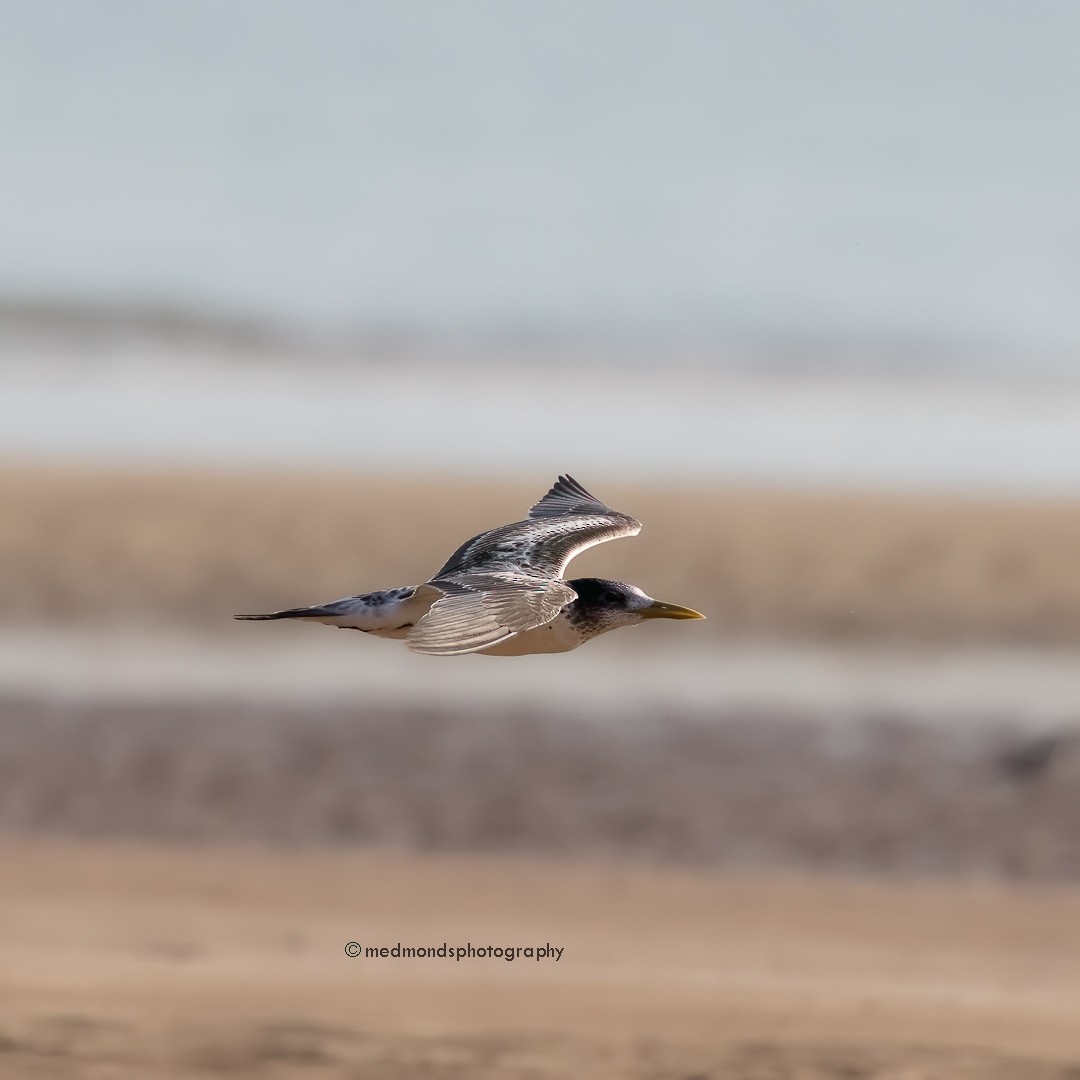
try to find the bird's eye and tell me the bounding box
[605,590,623,604]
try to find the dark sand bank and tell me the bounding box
[3,695,1078,881]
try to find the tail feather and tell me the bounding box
[234,606,337,621]
[236,585,439,636]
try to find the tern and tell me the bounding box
[236,475,705,656]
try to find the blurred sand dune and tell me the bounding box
[7,463,1080,645]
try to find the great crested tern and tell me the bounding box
[236,475,705,656]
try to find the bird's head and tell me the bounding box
[565,577,706,638]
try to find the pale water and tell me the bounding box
[6,628,1080,730]
[5,2,1080,488]
[2,1,1080,364]
[6,349,1080,493]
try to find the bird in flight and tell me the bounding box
[236,474,705,656]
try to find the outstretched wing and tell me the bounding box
[430,475,641,581]
[406,572,577,656]
[527,474,621,519]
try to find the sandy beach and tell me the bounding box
[4,463,1080,1077]
[2,841,1080,1079]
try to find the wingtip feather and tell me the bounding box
[528,474,613,519]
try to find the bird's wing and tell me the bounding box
[527,474,620,519]
[431,475,641,581]
[406,573,577,656]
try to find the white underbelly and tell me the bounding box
[477,614,583,656]
[357,587,442,637]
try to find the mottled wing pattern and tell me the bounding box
[406,573,576,656]
[431,475,641,581]
[413,476,641,655]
